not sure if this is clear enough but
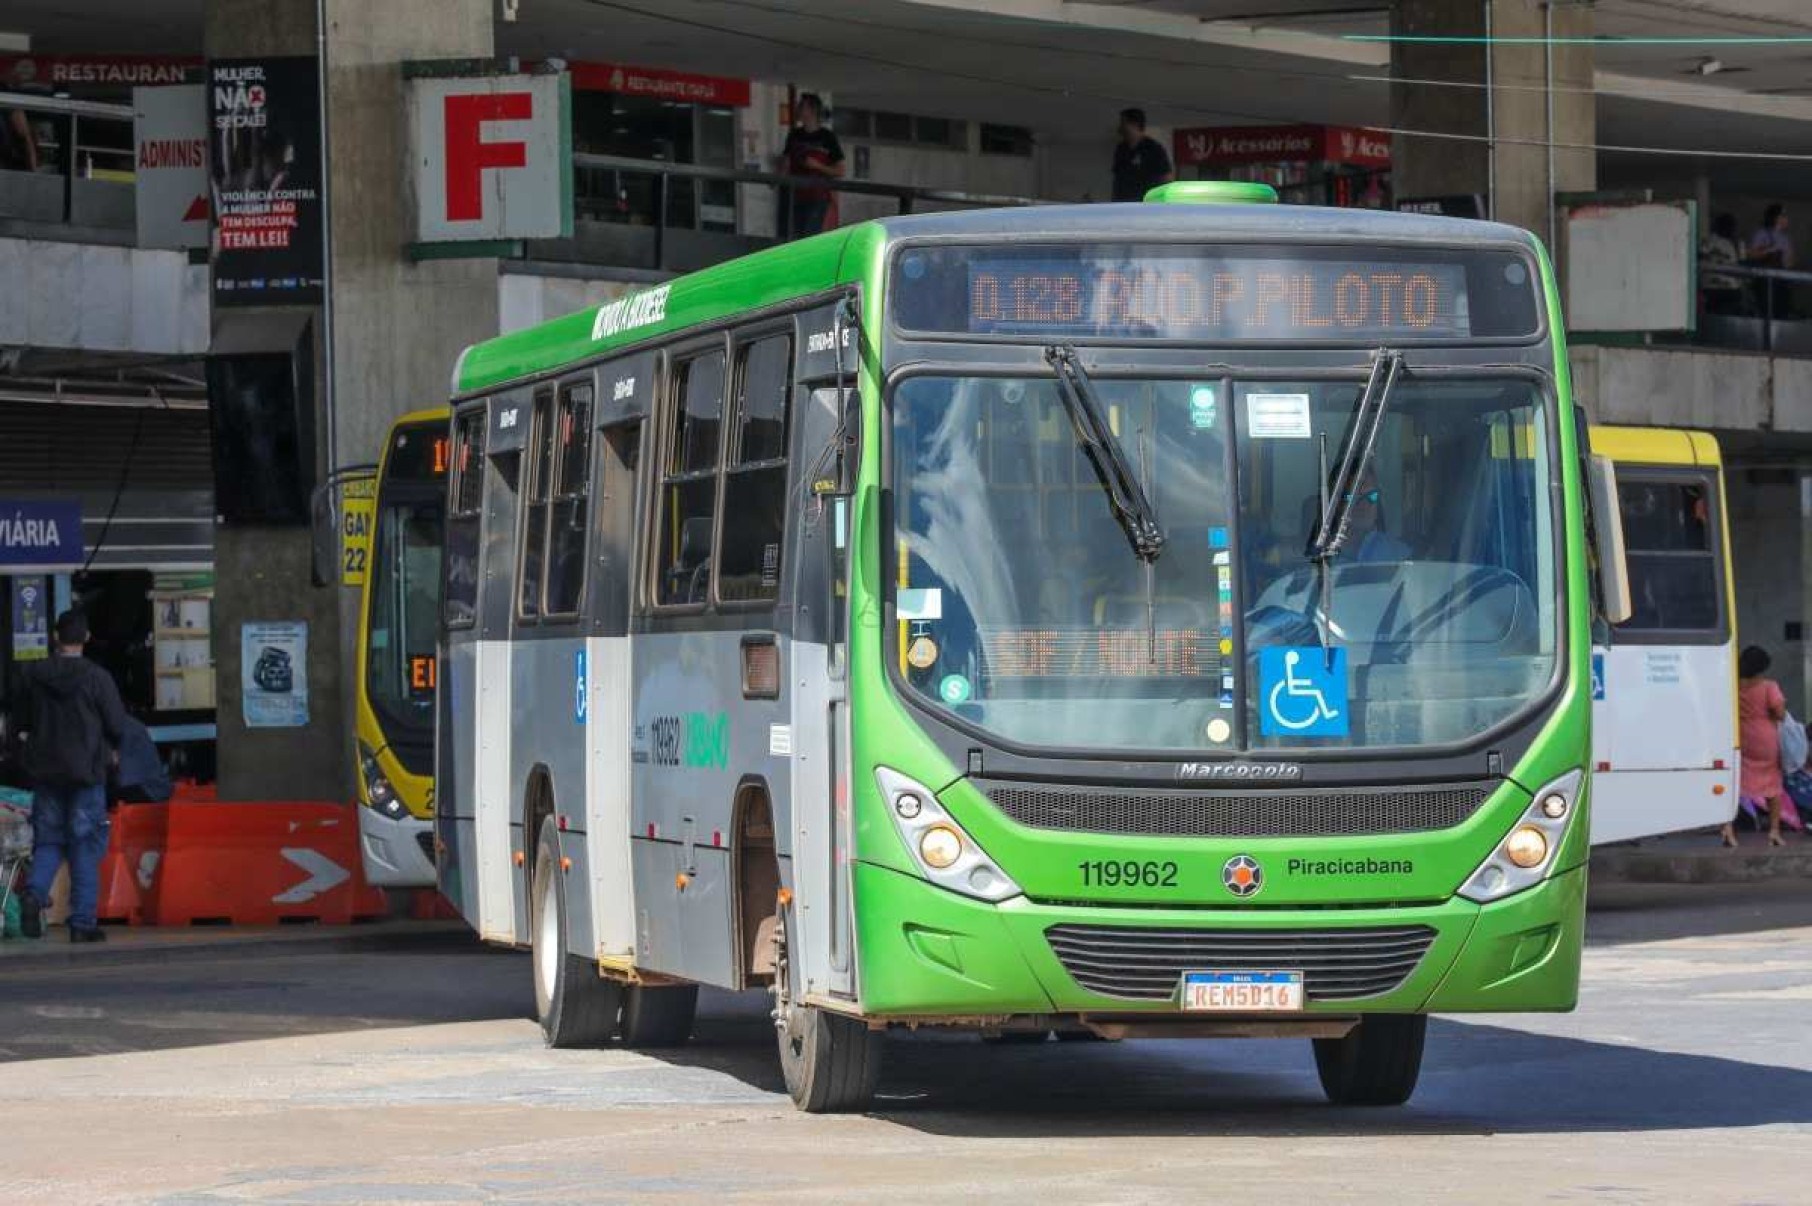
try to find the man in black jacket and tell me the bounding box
[11,610,128,941]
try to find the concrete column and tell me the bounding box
[206,0,496,802]
[1391,0,1595,245]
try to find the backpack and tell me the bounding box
[1780,710,1809,775]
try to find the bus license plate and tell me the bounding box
[1180,971,1304,1012]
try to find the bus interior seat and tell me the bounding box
[668,517,714,604]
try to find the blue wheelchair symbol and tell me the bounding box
[1591,652,1606,701]
[1259,647,1349,738]
[575,650,588,725]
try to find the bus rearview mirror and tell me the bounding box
[1587,453,1633,627]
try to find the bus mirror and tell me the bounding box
[811,388,860,498]
[1587,454,1632,626]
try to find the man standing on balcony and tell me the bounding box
[1747,204,1797,318]
[781,93,845,238]
[1111,108,1173,203]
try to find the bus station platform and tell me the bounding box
[1592,828,1812,885]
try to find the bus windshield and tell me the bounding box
[366,492,443,766]
[890,372,1557,754]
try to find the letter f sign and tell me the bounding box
[443,91,532,223]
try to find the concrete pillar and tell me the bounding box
[1391,0,1595,246]
[206,0,497,802]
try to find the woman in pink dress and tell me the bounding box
[1726,645,1788,848]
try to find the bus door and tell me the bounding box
[472,391,532,941]
[787,303,859,1001]
[1590,452,1737,843]
[586,355,652,963]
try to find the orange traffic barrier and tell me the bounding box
[143,801,389,927]
[95,802,170,925]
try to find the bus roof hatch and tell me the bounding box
[1144,181,1278,205]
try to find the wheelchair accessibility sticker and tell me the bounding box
[575,650,588,725]
[1259,647,1349,738]
[1591,652,1606,701]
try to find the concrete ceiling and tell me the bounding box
[6,0,1812,195]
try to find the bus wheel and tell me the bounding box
[532,817,622,1048]
[1313,1014,1427,1106]
[772,906,880,1112]
[620,984,698,1048]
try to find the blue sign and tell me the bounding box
[1591,652,1606,701]
[575,650,588,724]
[0,500,83,569]
[1259,646,1349,739]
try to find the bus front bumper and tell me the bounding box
[359,807,436,888]
[851,860,1584,1022]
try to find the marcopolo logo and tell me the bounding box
[1177,762,1303,782]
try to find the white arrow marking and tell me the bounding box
[273,847,350,904]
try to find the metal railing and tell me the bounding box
[1694,258,1812,354]
[0,90,137,234]
[554,152,1046,274]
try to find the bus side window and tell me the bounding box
[719,333,793,604]
[1615,475,1721,637]
[444,407,487,629]
[658,351,726,606]
[544,380,594,618]
[517,388,556,620]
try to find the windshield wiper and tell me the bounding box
[1307,348,1404,564]
[1044,345,1165,563]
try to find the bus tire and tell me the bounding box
[532,817,622,1048]
[620,983,698,1048]
[1313,1013,1427,1106]
[778,1003,882,1114]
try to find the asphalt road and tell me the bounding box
[4,880,1810,1203]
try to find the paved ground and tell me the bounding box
[3,881,1810,1204]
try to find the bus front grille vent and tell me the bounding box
[1046,923,1438,1002]
[978,781,1494,838]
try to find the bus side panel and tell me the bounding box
[1590,641,1738,843]
[474,639,517,942]
[508,633,595,953]
[629,628,789,987]
[585,633,636,960]
[437,638,479,924]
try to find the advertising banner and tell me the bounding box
[242,620,309,728]
[209,57,324,305]
[135,85,210,250]
[567,61,749,107]
[1,54,201,91]
[0,499,84,570]
[1174,124,1391,170]
[10,578,49,662]
[409,71,572,243]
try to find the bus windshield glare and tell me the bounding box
[890,373,1557,753]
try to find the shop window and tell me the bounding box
[444,408,487,629]
[657,352,726,606]
[834,107,872,138]
[1614,476,1723,640]
[544,382,595,618]
[720,335,793,604]
[517,388,556,620]
[874,111,913,143]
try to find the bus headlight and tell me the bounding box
[1459,771,1581,903]
[359,745,409,821]
[876,767,1022,902]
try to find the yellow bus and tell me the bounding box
[1589,425,1738,844]
[353,408,451,886]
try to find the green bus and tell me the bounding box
[437,181,1624,1113]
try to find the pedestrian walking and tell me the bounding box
[1724,644,1788,849]
[8,610,128,941]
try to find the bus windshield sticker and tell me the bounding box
[898,587,942,621]
[1258,647,1349,738]
[938,674,973,705]
[1206,717,1232,744]
[1189,386,1217,430]
[1246,393,1312,440]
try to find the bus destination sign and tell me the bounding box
[891,244,1541,342]
[966,257,1467,340]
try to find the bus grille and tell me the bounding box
[979,780,1494,838]
[1046,923,1438,1003]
